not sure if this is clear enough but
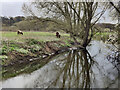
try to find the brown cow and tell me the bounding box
[17,30,23,35]
[56,32,61,38]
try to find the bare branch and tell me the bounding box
[109,2,120,14]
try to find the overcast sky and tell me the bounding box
[0,0,118,24]
[1,2,24,17]
[0,0,29,17]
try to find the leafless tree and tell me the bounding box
[22,1,108,47]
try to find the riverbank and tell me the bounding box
[1,37,75,79]
[0,31,117,80]
[1,40,119,88]
[0,31,71,79]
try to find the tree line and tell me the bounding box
[1,16,62,31]
[1,15,116,32]
[1,16,25,26]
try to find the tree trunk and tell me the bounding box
[82,27,90,47]
[82,3,93,47]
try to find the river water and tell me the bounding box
[0,40,119,89]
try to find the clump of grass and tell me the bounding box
[14,48,29,54]
[0,55,8,65]
[0,55,8,60]
[25,39,44,53]
[1,46,8,55]
[1,41,21,55]
[64,40,71,47]
[25,39,40,45]
[29,44,42,53]
[95,32,113,36]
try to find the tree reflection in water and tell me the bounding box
[1,47,117,89]
[33,49,102,88]
[1,41,119,88]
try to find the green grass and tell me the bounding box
[95,32,114,35]
[1,31,69,42]
[0,31,71,60]
[14,48,29,54]
[1,31,114,42]
[0,55,8,59]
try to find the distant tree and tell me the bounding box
[13,16,25,22]
[1,16,25,26]
[9,17,15,25]
[1,17,9,26]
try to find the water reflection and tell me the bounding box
[40,49,95,88]
[1,41,119,88]
[26,48,118,88]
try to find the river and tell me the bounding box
[0,40,119,89]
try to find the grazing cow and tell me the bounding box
[17,30,23,35]
[56,32,61,38]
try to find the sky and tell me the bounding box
[0,2,24,17]
[0,0,29,17]
[0,0,118,24]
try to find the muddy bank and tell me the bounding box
[1,40,68,64]
[1,49,70,80]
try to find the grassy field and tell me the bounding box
[0,31,70,42]
[0,31,71,64]
[0,31,114,41]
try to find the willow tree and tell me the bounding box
[22,1,108,47]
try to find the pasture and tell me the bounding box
[0,31,71,67]
[0,31,70,42]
